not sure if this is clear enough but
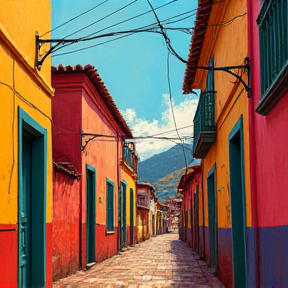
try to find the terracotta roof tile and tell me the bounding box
[182,0,214,94]
[52,64,133,138]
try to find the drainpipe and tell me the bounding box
[247,1,260,287]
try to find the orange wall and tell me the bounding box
[81,90,120,227]
[200,0,251,229]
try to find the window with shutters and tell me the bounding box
[106,179,114,232]
[192,56,216,158]
[256,0,288,115]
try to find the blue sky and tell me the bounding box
[51,0,198,160]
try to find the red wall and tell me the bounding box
[52,71,127,273]
[95,225,118,262]
[52,170,80,280]
[52,75,82,172]
[0,225,17,288]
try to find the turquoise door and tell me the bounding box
[130,188,134,245]
[19,136,32,287]
[229,117,247,288]
[18,108,46,288]
[207,167,217,272]
[194,186,200,253]
[86,165,96,264]
[119,182,126,250]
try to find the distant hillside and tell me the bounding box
[138,144,193,201]
[154,168,186,201]
[138,144,193,183]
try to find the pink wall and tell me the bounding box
[249,0,288,228]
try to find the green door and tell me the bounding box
[86,165,96,264]
[19,136,32,287]
[229,117,247,288]
[119,182,126,249]
[194,186,200,253]
[130,188,134,245]
[19,108,46,288]
[207,166,217,272]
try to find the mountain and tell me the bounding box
[153,168,186,201]
[138,144,193,201]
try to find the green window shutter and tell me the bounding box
[106,180,114,232]
[257,0,288,97]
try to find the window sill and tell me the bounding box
[106,231,115,235]
[256,61,288,115]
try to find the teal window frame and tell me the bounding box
[86,164,96,263]
[106,178,115,232]
[256,0,288,115]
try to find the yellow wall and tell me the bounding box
[120,164,137,227]
[0,0,53,224]
[198,0,251,229]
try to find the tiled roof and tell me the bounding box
[52,64,133,138]
[54,161,81,179]
[137,182,155,190]
[177,173,194,190]
[182,0,214,94]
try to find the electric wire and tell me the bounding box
[63,0,138,39]
[41,0,109,37]
[166,51,188,172]
[81,5,195,40]
[202,12,247,27]
[146,0,188,173]
[52,9,196,56]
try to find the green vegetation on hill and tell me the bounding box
[138,144,193,201]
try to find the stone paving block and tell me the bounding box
[53,233,224,288]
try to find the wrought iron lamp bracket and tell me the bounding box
[81,133,98,151]
[36,35,78,70]
[195,57,251,97]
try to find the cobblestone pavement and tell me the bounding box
[53,232,224,288]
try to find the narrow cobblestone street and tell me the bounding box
[53,231,223,288]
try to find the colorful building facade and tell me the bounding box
[248,0,288,287]
[119,142,138,250]
[0,1,53,287]
[183,0,251,287]
[51,64,134,278]
[178,159,203,256]
[136,183,155,243]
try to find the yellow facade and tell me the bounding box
[120,163,137,228]
[192,0,251,229]
[0,0,53,224]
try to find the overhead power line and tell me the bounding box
[41,0,109,37]
[81,2,194,40]
[52,7,196,56]
[63,0,138,39]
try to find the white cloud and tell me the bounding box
[121,94,199,161]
